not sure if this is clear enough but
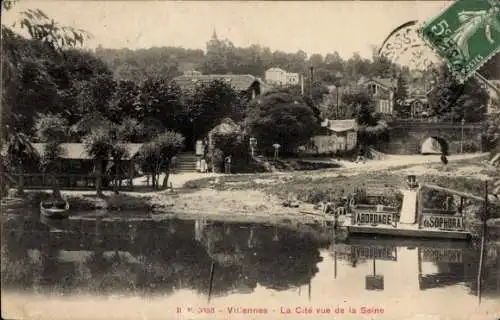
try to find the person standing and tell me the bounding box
[273,143,281,160]
[224,155,232,174]
[441,152,448,170]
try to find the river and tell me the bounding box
[1,212,499,320]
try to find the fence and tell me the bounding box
[4,173,134,191]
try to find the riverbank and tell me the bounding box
[2,153,498,229]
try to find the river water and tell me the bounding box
[1,213,499,320]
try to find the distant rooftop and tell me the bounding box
[321,119,357,132]
[31,143,144,160]
[172,74,270,93]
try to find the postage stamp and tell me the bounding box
[419,0,500,82]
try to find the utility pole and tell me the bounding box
[310,66,314,100]
[461,118,465,153]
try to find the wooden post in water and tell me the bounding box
[477,180,489,304]
[308,279,311,301]
[373,257,376,276]
[334,252,337,279]
[208,262,215,303]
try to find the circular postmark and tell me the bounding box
[379,20,441,71]
[378,20,465,113]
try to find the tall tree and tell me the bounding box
[394,74,409,118]
[244,89,320,154]
[342,91,376,124]
[1,1,90,193]
[185,79,240,145]
[82,127,116,197]
[138,130,185,189]
[34,114,68,197]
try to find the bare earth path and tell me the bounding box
[143,153,495,223]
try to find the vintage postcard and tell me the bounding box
[1,1,500,320]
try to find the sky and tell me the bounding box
[3,1,453,60]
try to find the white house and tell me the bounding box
[265,67,300,86]
[304,119,358,154]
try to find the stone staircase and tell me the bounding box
[175,152,198,172]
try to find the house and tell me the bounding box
[265,67,300,86]
[172,71,270,100]
[305,119,358,154]
[486,80,500,114]
[359,77,396,115]
[28,143,143,189]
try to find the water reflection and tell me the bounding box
[2,214,500,310]
[2,215,325,298]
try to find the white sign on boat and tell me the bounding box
[352,212,394,226]
[421,214,464,230]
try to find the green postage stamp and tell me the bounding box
[420,0,500,82]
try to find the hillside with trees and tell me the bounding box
[2,0,499,191]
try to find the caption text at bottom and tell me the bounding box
[176,306,385,315]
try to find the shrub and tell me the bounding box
[462,142,479,153]
[105,194,153,211]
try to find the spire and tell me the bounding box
[211,27,218,40]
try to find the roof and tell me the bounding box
[266,67,286,73]
[405,97,428,104]
[31,143,144,160]
[172,74,270,93]
[321,119,357,132]
[208,118,242,136]
[360,77,396,89]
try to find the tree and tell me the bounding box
[341,90,388,153]
[82,127,116,197]
[33,113,69,143]
[428,64,489,122]
[135,78,185,130]
[482,113,500,152]
[394,74,409,118]
[34,114,69,196]
[114,118,145,143]
[70,112,113,140]
[2,1,90,140]
[2,132,39,195]
[324,52,345,73]
[108,80,141,123]
[138,131,185,189]
[342,91,377,125]
[185,79,240,146]
[244,90,320,154]
[109,143,129,195]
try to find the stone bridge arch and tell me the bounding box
[379,121,483,155]
[420,136,449,155]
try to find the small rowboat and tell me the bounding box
[40,198,70,219]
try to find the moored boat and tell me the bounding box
[40,198,70,219]
[339,176,474,240]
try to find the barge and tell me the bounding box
[340,176,475,240]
